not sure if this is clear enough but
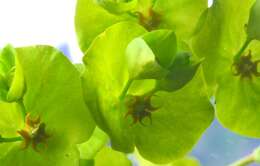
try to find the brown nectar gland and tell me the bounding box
[136,8,161,31]
[17,114,50,152]
[125,94,158,126]
[232,50,260,80]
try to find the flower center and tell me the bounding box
[232,51,260,80]
[17,114,50,152]
[125,94,158,125]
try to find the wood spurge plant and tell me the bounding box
[1,0,260,165]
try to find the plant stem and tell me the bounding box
[0,136,22,143]
[229,154,255,166]
[17,99,26,121]
[119,79,133,100]
[234,38,252,62]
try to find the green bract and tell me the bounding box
[156,52,202,92]
[94,147,131,166]
[136,150,200,166]
[192,0,260,138]
[96,0,138,15]
[0,102,23,158]
[247,0,260,41]
[75,0,207,52]
[80,147,132,166]
[142,30,177,69]
[0,46,95,165]
[126,29,177,80]
[82,21,214,163]
[126,30,200,91]
[78,127,108,160]
[215,41,260,138]
[0,45,25,102]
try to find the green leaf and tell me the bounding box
[82,21,213,163]
[136,150,200,166]
[82,22,146,152]
[96,0,138,15]
[126,36,170,80]
[18,45,95,141]
[78,127,108,160]
[1,143,80,166]
[6,55,25,102]
[216,71,260,137]
[75,0,207,52]
[192,0,260,138]
[79,159,94,166]
[156,52,201,92]
[191,0,254,94]
[94,147,132,166]
[0,101,23,158]
[75,0,133,52]
[215,40,260,138]
[153,0,208,39]
[0,45,25,102]
[132,70,214,163]
[171,157,200,166]
[0,45,95,165]
[247,0,260,41]
[142,30,177,69]
[0,45,15,75]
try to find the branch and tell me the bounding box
[0,135,22,143]
[229,146,260,166]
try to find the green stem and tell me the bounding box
[0,136,22,143]
[234,38,252,62]
[229,154,255,166]
[119,79,134,100]
[17,99,26,121]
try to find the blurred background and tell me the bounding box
[0,0,260,165]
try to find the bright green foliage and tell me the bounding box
[136,151,200,166]
[171,157,200,166]
[0,46,95,165]
[82,21,214,163]
[0,102,24,158]
[75,0,132,52]
[82,22,146,152]
[192,0,254,93]
[78,127,108,160]
[80,146,132,166]
[153,0,207,39]
[132,70,213,163]
[247,0,260,41]
[156,52,201,92]
[142,30,177,69]
[126,30,177,80]
[94,147,132,166]
[2,0,260,164]
[192,0,260,138]
[215,41,260,138]
[0,45,25,102]
[126,30,200,91]
[96,0,138,15]
[75,0,207,52]
[126,37,165,80]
